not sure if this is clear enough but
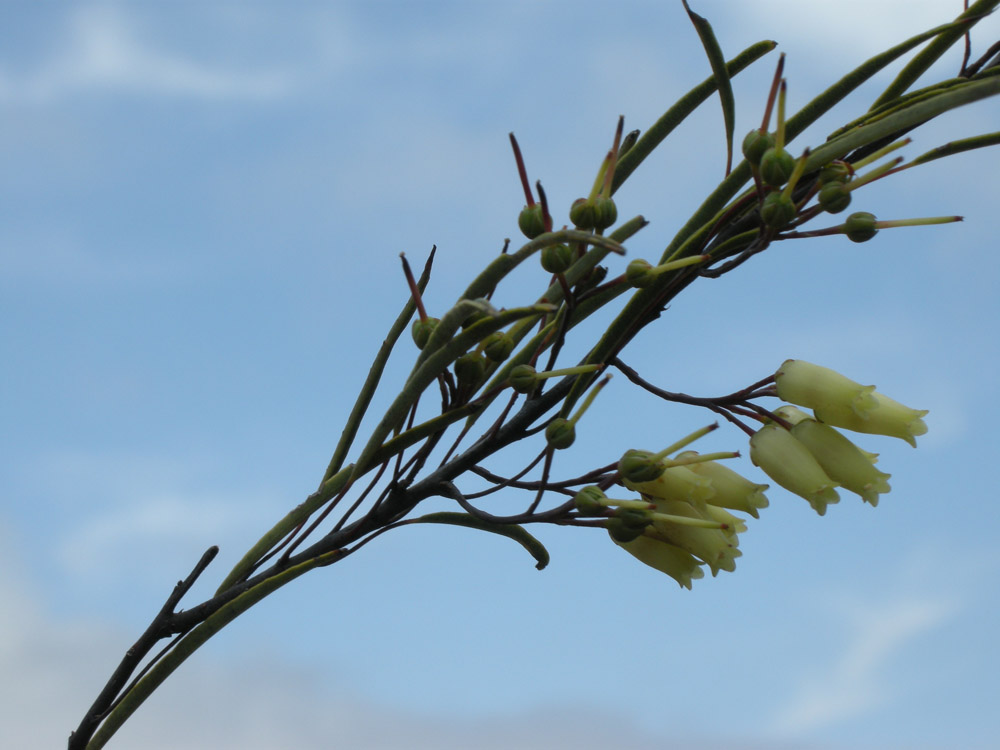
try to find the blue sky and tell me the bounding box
[3,2,999,748]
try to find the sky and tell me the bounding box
[2,1,999,748]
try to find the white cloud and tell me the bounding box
[770,593,957,735]
[0,5,292,103]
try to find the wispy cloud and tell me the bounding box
[770,593,958,735]
[0,6,293,103]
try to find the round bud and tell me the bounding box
[759,147,796,187]
[569,198,597,230]
[574,485,607,516]
[411,317,439,350]
[593,196,618,231]
[618,449,665,484]
[616,508,652,531]
[818,162,851,185]
[540,243,574,275]
[518,204,545,239]
[625,258,656,288]
[741,129,776,166]
[482,331,515,363]
[545,417,576,450]
[818,181,851,214]
[760,192,797,228]
[453,352,487,391]
[509,364,538,393]
[844,211,878,243]
[607,517,645,543]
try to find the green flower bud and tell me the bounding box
[818,181,852,214]
[545,417,576,449]
[759,147,796,187]
[750,423,841,516]
[508,364,538,393]
[482,331,515,363]
[742,129,776,166]
[574,485,607,516]
[540,243,574,275]
[625,258,656,288]
[453,352,487,392]
[410,317,439,350]
[569,198,597,230]
[518,203,545,239]
[616,508,652,531]
[818,162,851,184]
[606,517,647,544]
[593,196,617,231]
[761,191,797,228]
[844,211,878,242]
[618,449,665,484]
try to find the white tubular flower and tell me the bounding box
[645,496,742,576]
[750,423,841,515]
[790,419,891,506]
[775,359,877,418]
[676,450,770,518]
[813,391,929,447]
[624,464,715,508]
[612,533,705,589]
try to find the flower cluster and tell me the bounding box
[596,432,769,589]
[605,360,928,587]
[750,359,927,515]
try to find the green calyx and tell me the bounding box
[844,211,878,242]
[818,181,852,214]
[574,485,608,515]
[411,317,440,350]
[742,129,775,166]
[761,191,797,228]
[482,331,515,363]
[541,243,574,275]
[618,449,666,484]
[759,147,795,186]
[545,417,576,449]
[518,203,545,239]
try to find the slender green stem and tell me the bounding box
[321,250,434,484]
[86,551,341,750]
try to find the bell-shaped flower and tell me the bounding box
[612,532,705,589]
[624,464,715,508]
[675,450,770,518]
[644,495,742,576]
[813,391,928,447]
[750,423,841,515]
[789,418,891,506]
[775,359,877,418]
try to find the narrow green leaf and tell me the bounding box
[870,0,1000,109]
[321,248,435,485]
[806,75,1000,170]
[682,0,736,175]
[410,512,550,570]
[909,130,1000,165]
[612,39,775,193]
